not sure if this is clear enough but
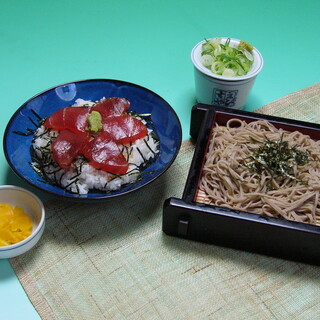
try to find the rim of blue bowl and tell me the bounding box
[3,79,183,201]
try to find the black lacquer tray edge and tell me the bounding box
[163,104,320,265]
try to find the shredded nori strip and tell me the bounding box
[242,134,310,190]
[143,138,156,155]
[13,110,46,136]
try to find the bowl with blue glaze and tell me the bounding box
[3,79,182,201]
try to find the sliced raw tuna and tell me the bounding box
[91,97,130,119]
[44,108,66,131]
[44,107,91,133]
[81,132,129,175]
[64,107,91,133]
[51,130,90,168]
[102,114,148,144]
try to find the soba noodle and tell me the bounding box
[197,119,320,225]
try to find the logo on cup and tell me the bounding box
[212,89,238,107]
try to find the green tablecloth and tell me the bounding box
[10,83,320,320]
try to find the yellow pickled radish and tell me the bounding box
[0,207,13,229]
[0,229,16,243]
[0,239,9,246]
[0,203,33,246]
[13,205,26,215]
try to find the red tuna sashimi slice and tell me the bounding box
[81,132,128,175]
[51,130,91,168]
[44,107,91,133]
[102,115,148,144]
[64,107,91,133]
[44,108,66,131]
[91,97,130,119]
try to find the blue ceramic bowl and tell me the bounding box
[4,79,182,201]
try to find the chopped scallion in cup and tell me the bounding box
[201,38,254,77]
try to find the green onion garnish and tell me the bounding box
[201,38,254,77]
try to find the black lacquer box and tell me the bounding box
[163,104,320,265]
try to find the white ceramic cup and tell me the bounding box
[191,37,264,109]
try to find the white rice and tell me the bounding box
[31,100,159,195]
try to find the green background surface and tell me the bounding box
[0,1,319,319]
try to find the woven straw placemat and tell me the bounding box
[10,83,320,320]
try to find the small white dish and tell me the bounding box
[0,185,45,259]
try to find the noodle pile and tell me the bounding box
[197,119,320,225]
